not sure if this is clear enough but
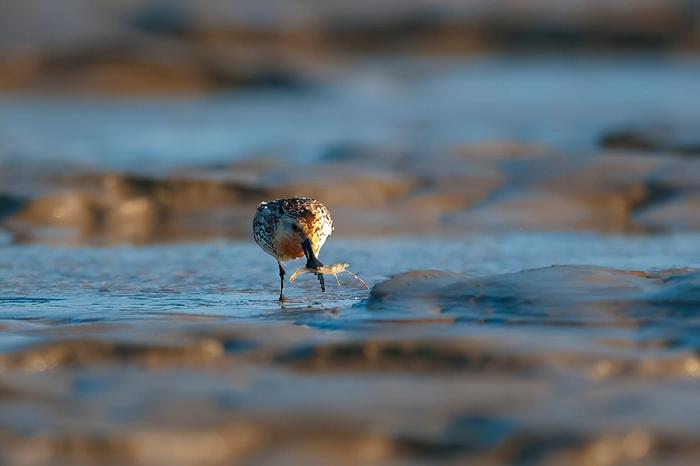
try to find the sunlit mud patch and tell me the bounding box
[4,172,268,245]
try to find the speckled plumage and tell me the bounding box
[253,197,333,261]
[253,198,334,300]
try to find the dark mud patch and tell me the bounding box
[274,339,538,375]
[0,338,225,372]
[600,125,700,156]
[0,194,24,221]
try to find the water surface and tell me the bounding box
[2,55,700,171]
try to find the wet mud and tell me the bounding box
[3,142,700,244]
[1,260,699,465]
[2,6,700,464]
[1,1,698,93]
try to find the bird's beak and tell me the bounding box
[301,238,324,269]
[301,237,326,292]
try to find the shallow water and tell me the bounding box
[2,233,699,324]
[1,234,700,464]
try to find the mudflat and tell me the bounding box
[2,11,700,464]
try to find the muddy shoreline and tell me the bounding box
[2,260,699,465]
[3,139,700,244]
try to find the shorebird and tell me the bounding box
[253,198,333,301]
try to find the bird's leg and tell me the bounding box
[301,238,325,293]
[316,269,326,292]
[277,260,286,301]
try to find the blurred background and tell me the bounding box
[1,0,700,244]
[3,3,700,466]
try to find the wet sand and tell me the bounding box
[1,237,700,465]
[2,57,700,245]
[1,0,698,94]
[1,50,700,465]
[4,141,700,244]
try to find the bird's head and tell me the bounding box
[275,211,328,267]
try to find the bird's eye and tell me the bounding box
[291,224,300,232]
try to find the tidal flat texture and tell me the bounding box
[2,49,700,464]
[4,57,700,245]
[1,236,700,465]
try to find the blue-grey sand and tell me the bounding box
[2,54,700,465]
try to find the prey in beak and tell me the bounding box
[301,238,325,292]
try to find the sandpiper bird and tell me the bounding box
[253,198,333,301]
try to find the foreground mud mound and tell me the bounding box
[1,264,699,465]
[370,266,700,349]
